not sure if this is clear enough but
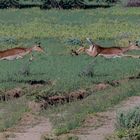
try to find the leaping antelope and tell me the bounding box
[0,43,46,61]
[71,38,140,59]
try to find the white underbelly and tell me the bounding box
[99,54,122,58]
[0,52,29,61]
[0,55,22,60]
[0,55,17,60]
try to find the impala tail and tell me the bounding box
[86,38,94,46]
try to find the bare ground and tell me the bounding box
[1,113,52,140]
[72,96,140,140]
[0,96,140,140]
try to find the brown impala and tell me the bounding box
[0,43,46,61]
[71,38,140,58]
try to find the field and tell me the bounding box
[0,6,140,139]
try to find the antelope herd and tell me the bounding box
[0,38,140,61]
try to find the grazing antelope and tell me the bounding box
[71,38,140,58]
[0,43,46,61]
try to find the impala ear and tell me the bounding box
[38,42,41,46]
[37,42,41,47]
[135,41,139,46]
[35,41,41,46]
[129,40,132,45]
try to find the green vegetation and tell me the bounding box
[107,107,140,140]
[0,0,118,9]
[0,7,140,91]
[42,80,140,135]
[0,6,140,134]
[0,97,28,131]
[116,106,140,129]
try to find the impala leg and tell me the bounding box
[29,54,34,61]
[16,55,23,59]
[122,54,140,58]
[71,47,85,56]
[76,47,85,54]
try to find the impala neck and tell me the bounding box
[25,47,33,52]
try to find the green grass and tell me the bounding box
[42,79,140,135]
[0,97,28,131]
[0,7,140,90]
[0,6,140,134]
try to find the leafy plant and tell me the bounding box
[116,106,140,129]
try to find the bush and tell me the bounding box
[41,0,86,9]
[106,127,140,140]
[120,0,140,7]
[107,107,140,140]
[116,106,140,129]
[0,0,20,8]
[126,0,140,7]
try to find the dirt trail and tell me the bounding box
[75,96,140,140]
[4,114,52,140]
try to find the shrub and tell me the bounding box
[0,0,20,8]
[120,0,140,7]
[41,0,86,9]
[126,0,140,7]
[106,127,140,140]
[116,106,140,129]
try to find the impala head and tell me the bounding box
[128,41,140,50]
[129,40,139,46]
[32,43,47,55]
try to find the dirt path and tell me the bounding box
[3,113,52,140]
[74,96,140,140]
[1,96,140,140]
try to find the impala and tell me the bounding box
[0,43,46,61]
[71,38,140,58]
